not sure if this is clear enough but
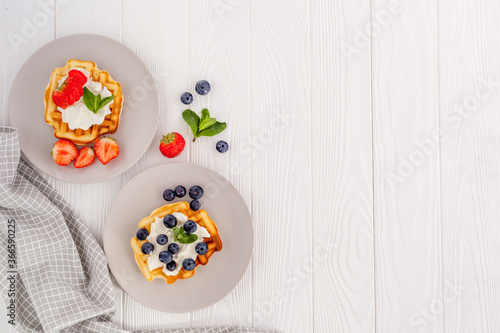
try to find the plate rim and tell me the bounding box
[8,33,159,184]
[103,162,254,313]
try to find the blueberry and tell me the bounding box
[156,234,168,245]
[183,220,197,233]
[174,185,186,198]
[195,242,208,255]
[163,189,175,201]
[163,214,177,228]
[182,258,196,271]
[141,242,154,255]
[216,140,229,153]
[190,199,201,211]
[195,80,211,95]
[180,92,193,105]
[136,228,148,241]
[189,185,204,199]
[168,243,179,254]
[159,251,173,264]
[166,261,177,271]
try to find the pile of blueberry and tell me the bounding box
[163,185,204,211]
[136,213,209,272]
[180,80,211,105]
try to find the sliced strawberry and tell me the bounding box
[67,69,87,86]
[94,137,119,165]
[52,88,71,109]
[51,140,79,166]
[52,70,86,109]
[74,147,95,168]
[65,84,83,103]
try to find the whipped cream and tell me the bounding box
[57,68,114,130]
[146,212,211,276]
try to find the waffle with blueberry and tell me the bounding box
[131,201,222,284]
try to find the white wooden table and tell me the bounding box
[2,0,500,332]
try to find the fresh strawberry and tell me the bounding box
[51,140,79,166]
[66,69,87,86]
[52,70,86,109]
[52,88,71,109]
[94,137,119,165]
[74,147,95,168]
[159,132,185,158]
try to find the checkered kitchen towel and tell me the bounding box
[0,127,277,333]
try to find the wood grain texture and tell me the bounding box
[186,0,253,327]
[371,0,442,332]
[249,0,312,332]
[52,0,127,328]
[311,0,374,331]
[120,0,192,329]
[438,0,500,331]
[1,3,55,333]
[3,0,500,332]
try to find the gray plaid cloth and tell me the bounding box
[0,127,277,333]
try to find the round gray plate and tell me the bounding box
[103,163,254,313]
[8,34,159,183]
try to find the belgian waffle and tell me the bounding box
[131,201,223,284]
[44,59,123,145]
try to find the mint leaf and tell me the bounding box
[182,109,200,137]
[178,233,198,244]
[99,95,115,109]
[83,87,96,112]
[83,87,114,114]
[173,227,181,242]
[198,121,226,137]
[199,117,217,131]
[93,94,100,111]
[183,108,226,141]
[172,226,198,244]
[201,108,210,122]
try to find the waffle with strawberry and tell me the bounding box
[44,59,123,145]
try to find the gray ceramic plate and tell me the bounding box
[103,163,254,313]
[8,34,159,183]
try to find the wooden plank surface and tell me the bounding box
[1,0,500,332]
[438,0,500,331]
[371,0,442,332]
[311,0,374,331]
[248,0,312,331]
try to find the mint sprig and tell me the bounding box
[182,108,226,142]
[173,226,198,244]
[83,87,114,114]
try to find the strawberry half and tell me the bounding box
[74,147,95,168]
[66,69,87,86]
[94,137,119,165]
[51,140,79,166]
[52,70,87,109]
[159,132,185,158]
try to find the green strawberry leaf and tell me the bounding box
[198,121,227,137]
[182,109,200,137]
